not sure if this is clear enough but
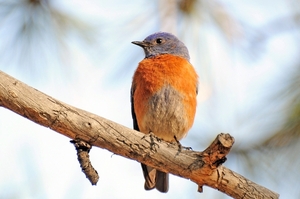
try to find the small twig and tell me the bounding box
[70,139,99,185]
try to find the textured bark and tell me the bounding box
[71,139,99,185]
[0,71,279,199]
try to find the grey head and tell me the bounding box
[132,32,190,61]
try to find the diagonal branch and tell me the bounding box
[0,71,279,199]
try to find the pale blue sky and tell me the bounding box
[0,0,298,198]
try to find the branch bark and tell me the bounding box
[0,71,279,199]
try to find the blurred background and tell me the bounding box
[0,0,299,198]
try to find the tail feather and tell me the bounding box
[141,163,169,193]
[141,164,156,190]
[156,170,169,193]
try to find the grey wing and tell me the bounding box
[130,86,139,131]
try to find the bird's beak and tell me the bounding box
[132,41,149,48]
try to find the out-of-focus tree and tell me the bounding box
[0,0,96,78]
[0,0,299,198]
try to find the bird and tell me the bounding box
[131,32,198,193]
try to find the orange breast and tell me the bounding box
[132,54,198,141]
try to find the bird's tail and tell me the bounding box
[141,163,169,193]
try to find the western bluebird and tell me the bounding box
[131,32,198,193]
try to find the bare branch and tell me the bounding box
[70,139,99,185]
[0,71,279,199]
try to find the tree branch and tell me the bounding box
[0,71,279,199]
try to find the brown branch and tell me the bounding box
[70,139,99,185]
[0,71,279,199]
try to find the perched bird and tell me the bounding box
[131,32,198,193]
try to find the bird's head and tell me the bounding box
[132,32,190,61]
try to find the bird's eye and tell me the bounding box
[156,38,163,44]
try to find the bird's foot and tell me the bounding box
[174,136,193,154]
[141,132,160,152]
